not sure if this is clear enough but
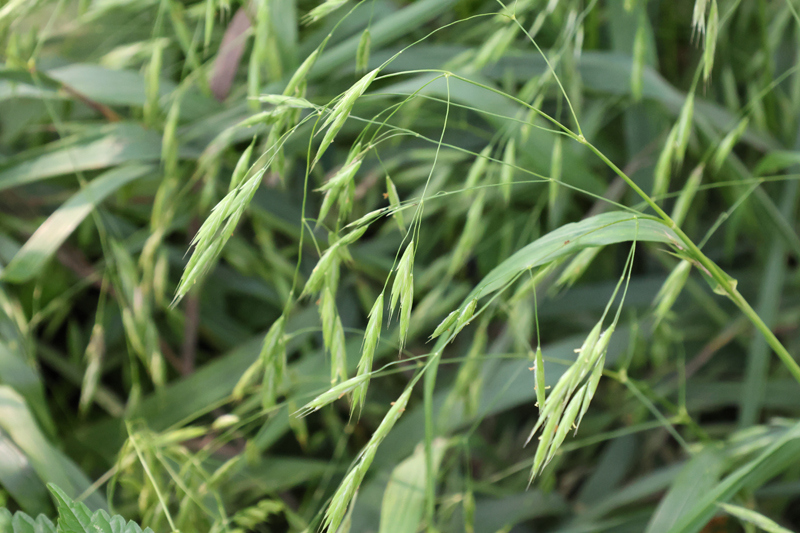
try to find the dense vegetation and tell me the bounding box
[3,0,800,531]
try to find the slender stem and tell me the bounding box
[582,139,800,384]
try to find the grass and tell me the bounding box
[2,0,800,532]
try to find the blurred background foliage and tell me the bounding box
[2,0,800,531]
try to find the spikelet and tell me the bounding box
[546,385,586,463]
[352,293,384,414]
[315,69,379,165]
[674,92,695,168]
[258,94,315,108]
[653,260,692,327]
[322,387,412,532]
[284,49,319,96]
[229,141,254,192]
[554,246,602,291]
[500,139,515,204]
[430,310,459,340]
[260,316,287,409]
[548,135,563,227]
[534,346,546,413]
[712,117,748,172]
[653,125,678,199]
[385,176,404,231]
[671,164,703,226]
[356,28,371,73]
[390,241,415,317]
[449,191,486,275]
[692,0,709,38]
[631,15,647,101]
[330,315,348,384]
[453,298,478,337]
[703,0,718,82]
[303,0,347,24]
[465,145,492,189]
[399,282,414,350]
[296,374,371,417]
[576,352,605,429]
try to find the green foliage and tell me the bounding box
[3,0,800,532]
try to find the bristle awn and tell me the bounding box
[385,176,405,231]
[356,28,371,73]
[671,164,703,226]
[500,138,515,204]
[535,346,546,412]
[464,145,492,189]
[352,293,383,414]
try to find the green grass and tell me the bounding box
[2,0,800,532]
